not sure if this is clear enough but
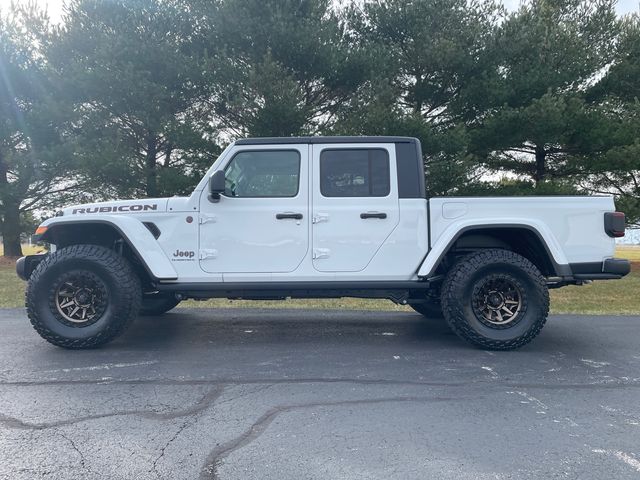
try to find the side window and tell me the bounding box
[224,150,300,197]
[320,149,390,197]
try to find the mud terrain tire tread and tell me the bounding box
[441,249,549,350]
[26,244,141,349]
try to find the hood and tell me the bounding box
[61,198,170,216]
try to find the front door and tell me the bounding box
[199,145,309,274]
[311,144,400,272]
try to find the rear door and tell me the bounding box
[311,144,400,272]
[199,145,309,274]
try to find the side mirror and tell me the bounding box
[208,170,226,202]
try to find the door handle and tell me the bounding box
[360,212,387,219]
[276,212,303,220]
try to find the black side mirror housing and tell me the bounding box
[208,170,225,202]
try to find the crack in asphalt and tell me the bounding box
[150,420,190,479]
[0,378,464,387]
[56,429,105,478]
[198,395,463,480]
[147,384,276,480]
[0,385,226,431]
[58,430,87,469]
[0,377,638,390]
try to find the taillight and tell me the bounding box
[604,211,626,238]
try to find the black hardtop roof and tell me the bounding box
[234,136,419,145]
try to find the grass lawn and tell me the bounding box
[1,246,638,315]
[615,245,640,261]
[0,245,46,256]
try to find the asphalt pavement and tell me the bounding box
[0,307,639,479]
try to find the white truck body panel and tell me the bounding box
[419,196,616,277]
[198,144,310,274]
[192,143,428,282]
[310,143,401,273]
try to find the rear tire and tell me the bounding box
[26,245,141,349]
[441,249,549,350]
[140,295,180,316]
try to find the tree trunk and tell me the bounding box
[0,150,23,257]
[145,135,158,197]
[2,203,22,257]
[413,74,423,116]
[163,143,173,167]
[534,144,546,185]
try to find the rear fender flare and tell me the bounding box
[418,219,569,278]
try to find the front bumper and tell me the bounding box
[16,255,46,281]
[571,258,631,281]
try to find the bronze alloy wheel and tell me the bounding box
[471,274,524,329]
[54,272,108,327]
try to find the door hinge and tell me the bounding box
[312,213,329,224]
[199,214,217,225]
[312,248,330,260]
[199,249,218,260]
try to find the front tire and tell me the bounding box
[26,245,141,349]
[441,249,549,350]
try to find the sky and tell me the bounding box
[3,0,640,24]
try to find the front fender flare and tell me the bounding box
[39,215,178,281]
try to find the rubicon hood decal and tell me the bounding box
[63,198,170,215]
[72,204,158,214]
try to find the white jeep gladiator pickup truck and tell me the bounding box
[17,136,630,350]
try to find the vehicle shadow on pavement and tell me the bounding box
[120,309,462,349]
[113,308,595,355]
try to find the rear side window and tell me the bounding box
[224,150,300,197]
[320,149,390,197]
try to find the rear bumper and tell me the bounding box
[570,258,631,281]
